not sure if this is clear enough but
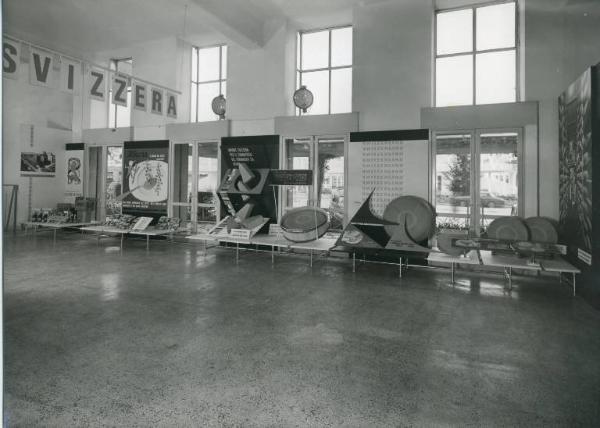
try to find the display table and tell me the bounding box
[427,250,482,284]
[23,221,96,244]
[539,258,581,296]
[80,225,130,250]
[128,228,176,250]
[479,250,543,290]
[285,237,339,267]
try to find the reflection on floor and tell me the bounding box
[4,232,600,426]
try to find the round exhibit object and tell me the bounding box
[383,196,435,242]
[525,216,558,244]
[211,94,226,119]
[437,231,468,256]
[293,85,314,113]
[486,216,530,242]
[128,160,168,202]
[281,207,329,243]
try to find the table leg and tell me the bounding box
[271,246,275,265]
[573,272,576,297]
[146,235,150,250]
[120,233,124,251]
[399,257,403,278]
[236,242,239,264]
[310,250,313,267]
[508,267,512,291]
[352,252,356,273]
[451,262,455,284]
[53,229,57,245]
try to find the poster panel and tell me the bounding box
[122,140,169,216]
[65,143,84,197]
[29,48,55,87]
[347,129,430,218]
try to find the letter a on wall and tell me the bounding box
[166,92,177,119]
[88,67,106,101]
[112,74,129,106]
[133,81,147,111]
[3,40,20,80]
[29,48,54,87]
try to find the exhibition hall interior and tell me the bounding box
[2,0,600,425]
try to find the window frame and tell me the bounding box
[434,0,519,107]
[190,44,227,122]
[108,57,132,128]
[296,25,353,116]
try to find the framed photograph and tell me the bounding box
[20,151,56,177]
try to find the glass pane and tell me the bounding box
[173,205,192,229]
[301,70,329,115]
[476,50,516,104]
[318,139,344,230]
[198,46,220,82]
[197,206,217,223]
[285,138,312,209]
[436,54,473,107]
[190,83,197,122]
[105,147,123,216]
[220,45,227,79]
[435,134,471,230]
[197,142,219,206]
[173,144,193,204]
[331,27,352,67]
[197,82,220,121]
[476,2,516,51]
[296,32,301,68]
[436,9,473,55]
[191,47,198,81]
[221,81,227,98]
[301,30,329,70]
[479,132,519,231]
[330,68,352,114]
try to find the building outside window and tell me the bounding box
[435,1,518,107]
[190,44,227,122]
[296,26,352,115]
[108,58,132,128]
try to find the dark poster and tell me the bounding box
[122,140,169,217]
[558,68,593,266]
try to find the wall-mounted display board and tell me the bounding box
[122,140,169,218]
[558,63,600,308]
[220,135,280,224]
[347,129,430,218]
[65,143,84,198]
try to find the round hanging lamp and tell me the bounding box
[211,94,226,119]
[293,85,313,113]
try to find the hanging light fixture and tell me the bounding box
[211,94,226,119]
[293,85,313,113]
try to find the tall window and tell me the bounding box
[296,26,352,115]
[191,45,227,122]
[435,1,517,107]
[109,58,132,128]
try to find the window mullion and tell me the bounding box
[328,29,332,114]
[472,8,477,105]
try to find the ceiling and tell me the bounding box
[4,0,596,59]
[2,0,387,58]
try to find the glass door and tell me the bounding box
[476,131,520,231]
[282,135,347,230]
[105,146,123,217]
[171,141,219,233]
[433,129,522,235]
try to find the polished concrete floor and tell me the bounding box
[4,231,600,427]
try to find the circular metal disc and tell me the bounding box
[486,216,530,241]
[525,216,558,244]
[382,196,435,242]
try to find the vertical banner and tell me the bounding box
[122,140,169,216]
[133,81,147,111]
[2,40,20,79]
[150,87,163,115]
[60,58,81,94]
[166,92,177,118]
[29,48,55,87]
[88,67,106,101]
[112,74,129,106]
[65,143,84,197]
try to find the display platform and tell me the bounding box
[24,221,96,244]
